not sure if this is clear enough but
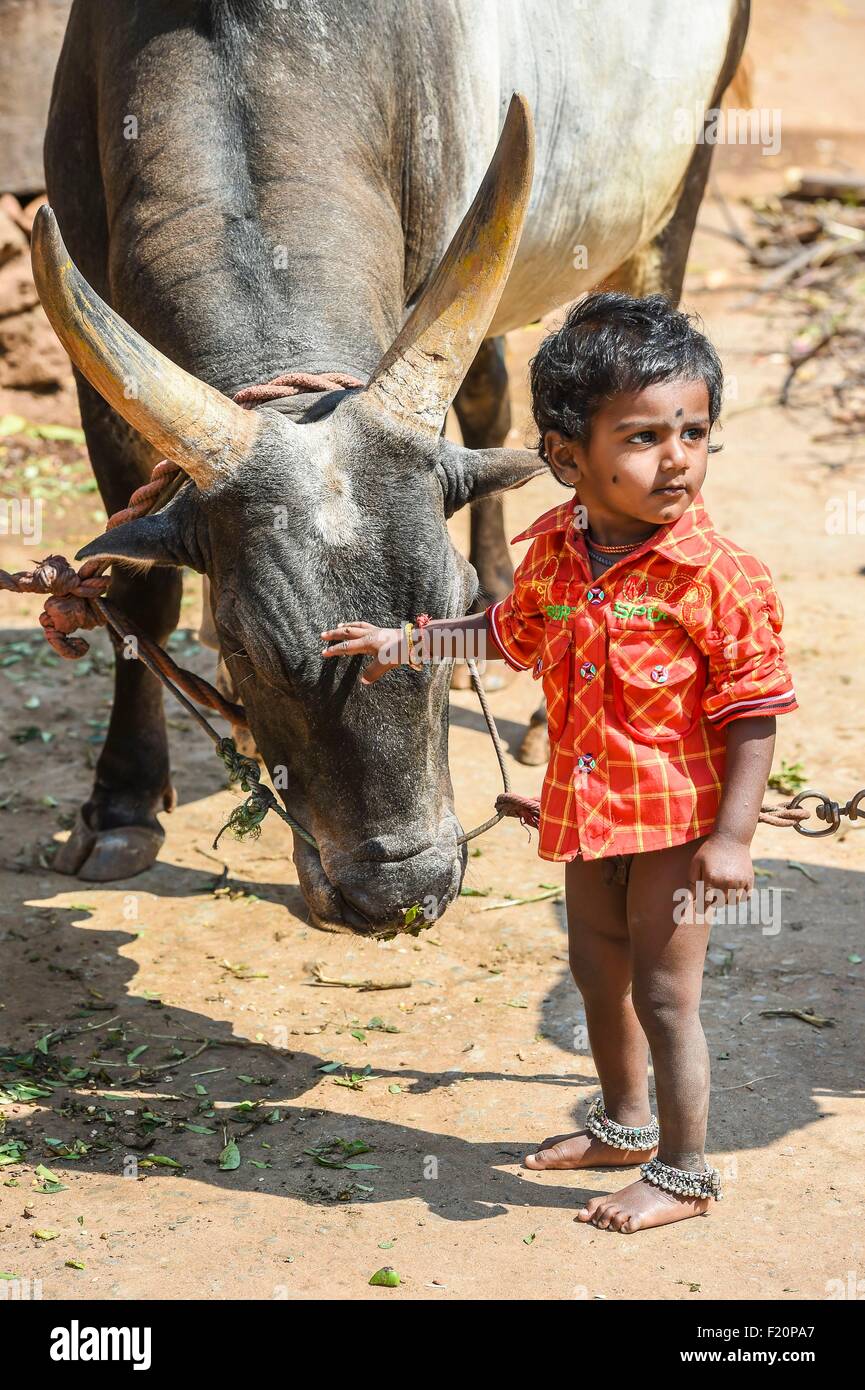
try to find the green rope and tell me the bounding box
[212,738,318,849]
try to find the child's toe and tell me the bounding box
[609,1209,634,1233]
[576,1196,603,1224]
[590,1202,616,1229]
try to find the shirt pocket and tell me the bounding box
[605,613,707,745]
[532,624,573,743]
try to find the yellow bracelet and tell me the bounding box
[403,621,424,670]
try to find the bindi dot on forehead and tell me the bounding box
[675,408,684,419]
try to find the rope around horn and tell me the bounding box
[0,368,816,849]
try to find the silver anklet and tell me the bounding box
[585,1097,659,1151]
[640,1156,723,1201]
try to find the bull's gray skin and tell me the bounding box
[42,0,748,932]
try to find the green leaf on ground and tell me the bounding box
[219,1140,241,1171]
[787,861,819,883]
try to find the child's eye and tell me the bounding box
[628,431,657,445]
[683,427,708,441]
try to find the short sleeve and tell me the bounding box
[484,545,545,672]
[699,568,798,729]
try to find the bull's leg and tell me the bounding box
[54,376,180,880]
[452,336,513,690]
[454,335,514,600]
[516,697,552,767]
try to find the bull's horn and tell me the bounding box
[31,206,260,490]
[365,92,534,435]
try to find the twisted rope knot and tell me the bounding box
[216,736,262,789]
[213,737,279,845]
[0,553,111,657]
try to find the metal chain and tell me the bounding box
[786,787,865,837]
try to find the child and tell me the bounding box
[321,292,797,1234]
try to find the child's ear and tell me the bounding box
[545,431,583,486]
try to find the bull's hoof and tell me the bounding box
[516,721,550,767]
[450,664,507,692]
[54,812,164,881]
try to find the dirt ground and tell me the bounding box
[1,0,863,1301]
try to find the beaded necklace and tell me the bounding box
[585,532,647,568]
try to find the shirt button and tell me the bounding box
[650,664,669,684]
[587,586,605,605]
[580,661,597,681]
[576,753,597,773]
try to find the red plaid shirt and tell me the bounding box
[485,492,797,861]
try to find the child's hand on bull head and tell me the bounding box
[321,622,406,684]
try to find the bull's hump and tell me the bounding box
[488,0,740,333]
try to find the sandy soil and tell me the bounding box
[1,0,863,1300]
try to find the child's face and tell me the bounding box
[544,378,712,533]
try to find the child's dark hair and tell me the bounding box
[529,292,723,462]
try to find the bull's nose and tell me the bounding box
[325,844,463,927]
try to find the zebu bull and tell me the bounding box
[38,0,748,935]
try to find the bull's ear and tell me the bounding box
[435,443,545,518]
[75,505,204,573]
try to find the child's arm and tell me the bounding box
[321,613,503,686]
[689,715,776,901]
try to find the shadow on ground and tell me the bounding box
[2,849,862,1219]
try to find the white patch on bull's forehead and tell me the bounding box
[312,457,361,546]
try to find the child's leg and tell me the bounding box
[524,855,657,1170]
[577,835,714,1232]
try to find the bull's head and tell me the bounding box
[32,95,541,937]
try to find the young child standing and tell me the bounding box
[322,293,797,1234]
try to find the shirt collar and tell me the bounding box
[511,490,715,568]
[510,495,580,543]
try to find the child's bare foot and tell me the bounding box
[576,1176,711,1232]
[524,1130,656,1171]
